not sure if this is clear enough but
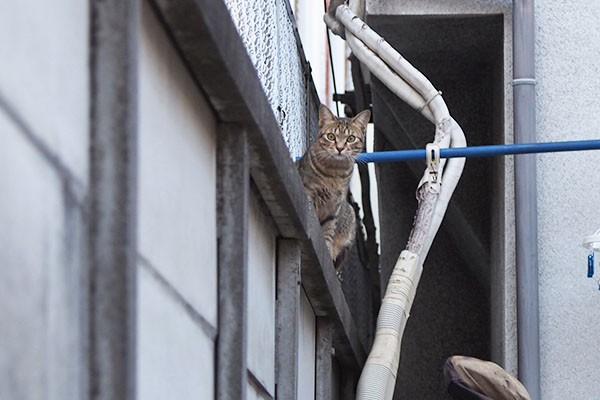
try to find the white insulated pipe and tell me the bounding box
[335,5,449,123]
[324,3,467,399]
[355,250,422,399]
[418,120,466,260]
[332,4,466,259]
[344,32,436,122]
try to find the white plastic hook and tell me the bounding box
[583,228,600,251]
[426,143,440,171]
[422,143,441,194]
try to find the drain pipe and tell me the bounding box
[513,0,541,399]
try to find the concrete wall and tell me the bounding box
[137,3,217,398]
[140,3,321,399]
[298,290,316,400]
[247,193,277,398]
[1,1,324,399]
[224,1,321,397]
[246,193,319,400]
[0,1,89,399]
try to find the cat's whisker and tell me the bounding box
[355,157,368,166]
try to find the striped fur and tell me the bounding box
[297,104,370,271]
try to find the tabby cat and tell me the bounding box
[297,104,371,271]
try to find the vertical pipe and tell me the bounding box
[513,1,541,399]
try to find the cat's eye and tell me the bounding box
[326,133,336,141]
[347,135,356,143]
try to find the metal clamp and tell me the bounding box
[512,78,537,86]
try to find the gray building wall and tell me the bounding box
[224,1,321,398]
[137,4,217,397]
[1,1,335,399]
[0,1,89,399]
[9,0,598,399]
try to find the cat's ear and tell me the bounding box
[319,104,337,128]
[351,109,371,132]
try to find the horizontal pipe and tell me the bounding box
[354,139,600,163]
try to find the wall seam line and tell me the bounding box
[0,90,87,204]
[137,254,218,341]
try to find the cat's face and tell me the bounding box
[316,104,371,160]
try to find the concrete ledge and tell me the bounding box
[366,0,511,16]
[151,0,309,240]
[149,0,367,369]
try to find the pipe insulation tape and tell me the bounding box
[356,364,397,400]
[356,250,422,400]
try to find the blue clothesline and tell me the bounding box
[355,139,600,164]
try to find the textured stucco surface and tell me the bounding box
[535,2,600,399]
[224,0,312,158]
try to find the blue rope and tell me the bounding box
[355,139,600,164]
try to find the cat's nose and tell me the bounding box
[336,146,344,153]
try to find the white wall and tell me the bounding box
[0,1,89,399]
[298,290,316,400]
[138,2,322,399]
[0,0,89,184]
[222,4,325,394]
[535,2,600,399]
[247,193,277,398]
[136,3,217,398]
[0,1,326,399]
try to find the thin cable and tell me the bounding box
[324,0,340,116]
